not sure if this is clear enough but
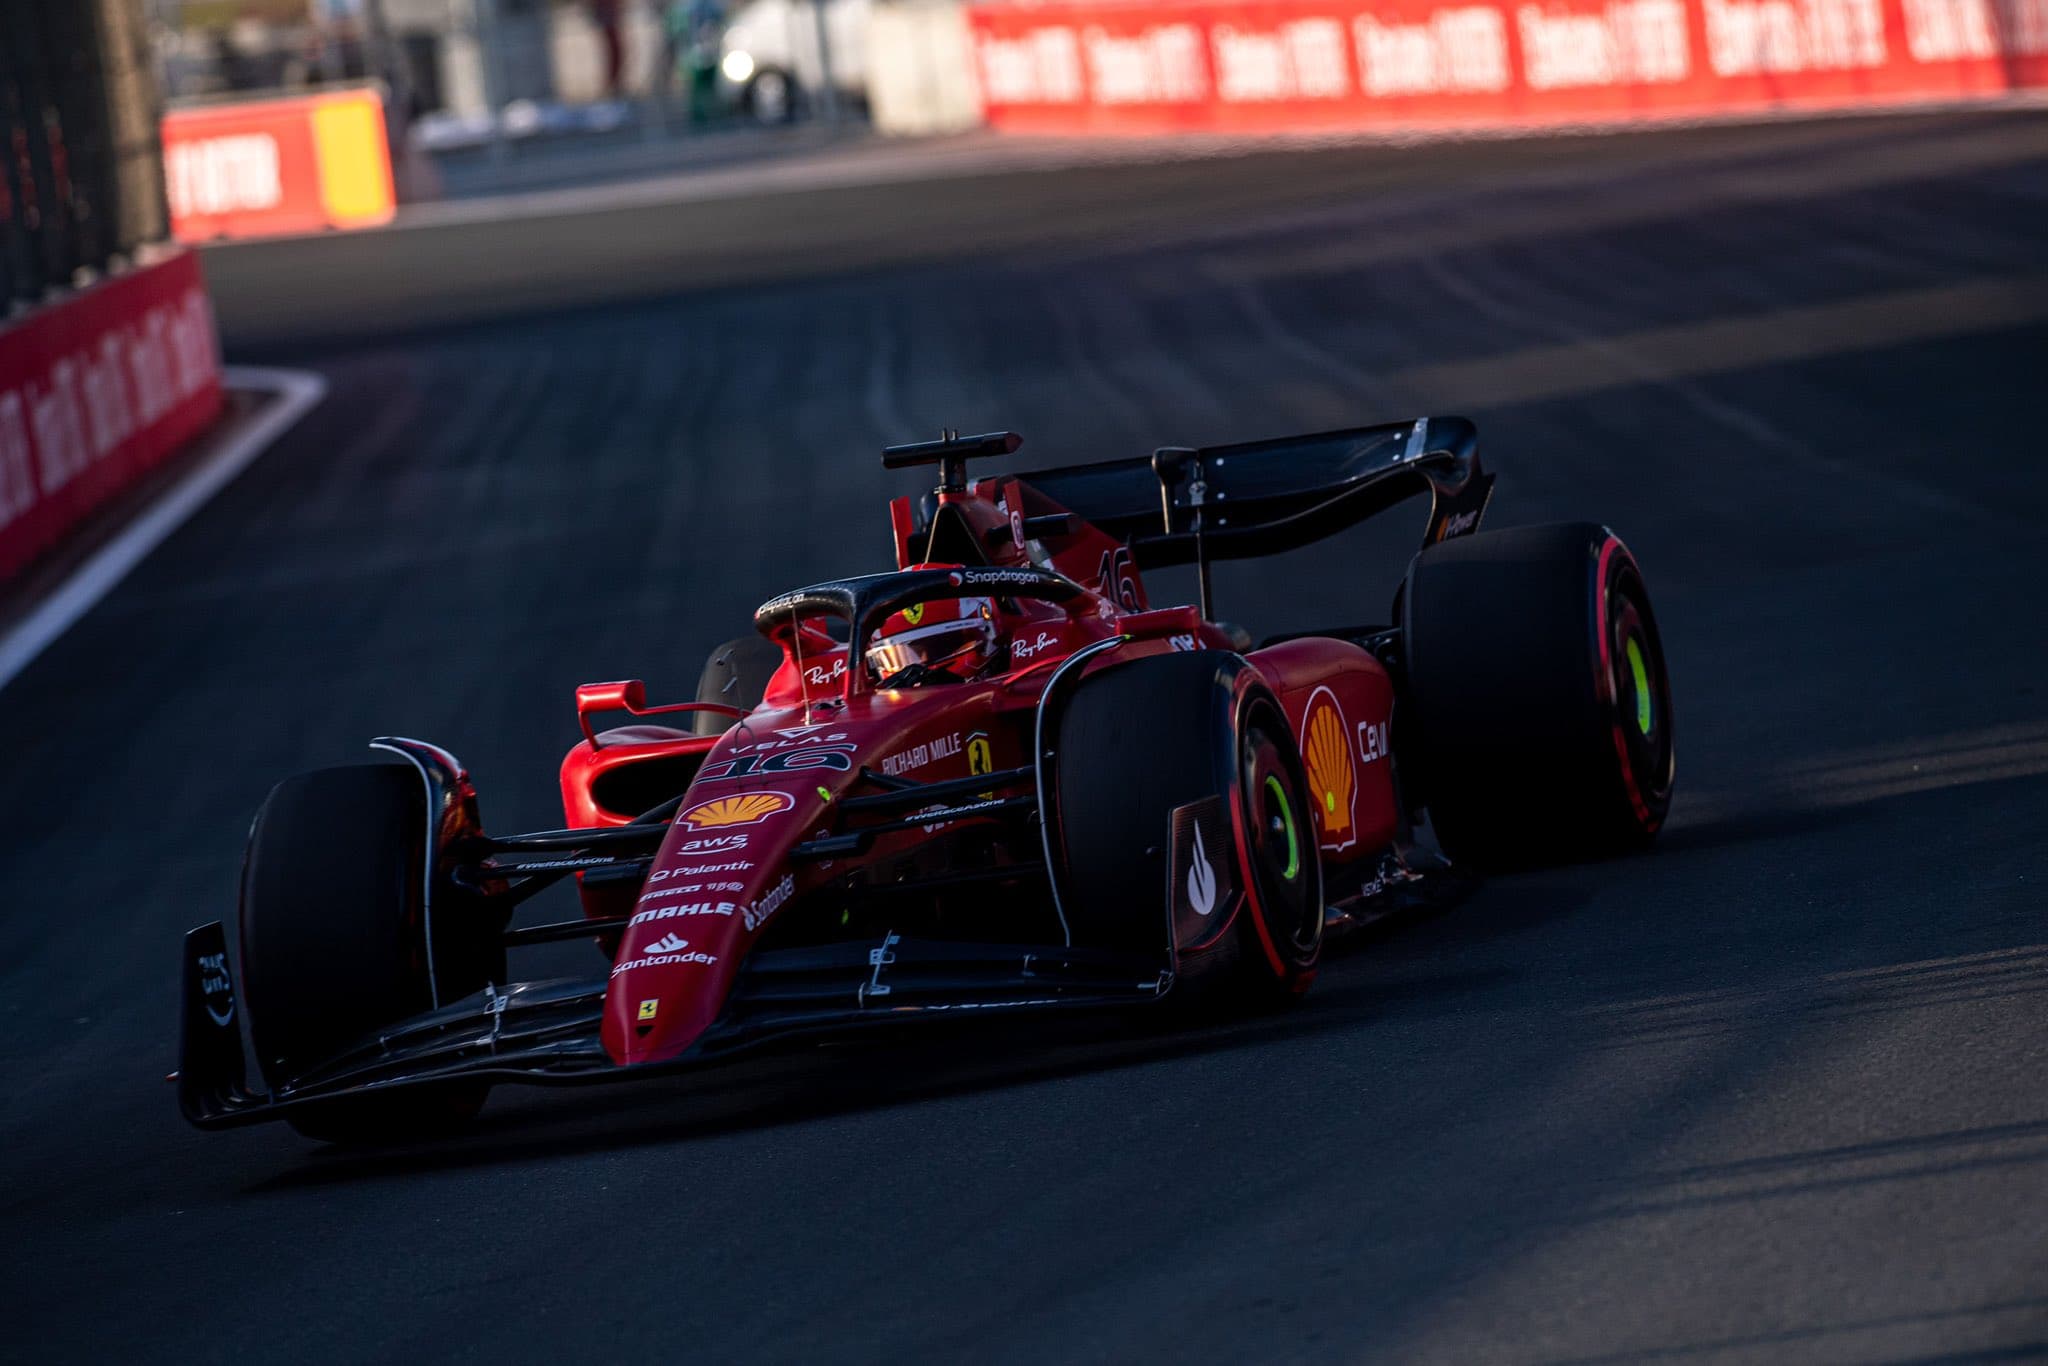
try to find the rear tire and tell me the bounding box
[1053,651,1323,1011]
[240,764,491,1143]
[1401,522,1674,869]
[693,634,784,736]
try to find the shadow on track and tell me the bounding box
[244,950,1524,1192]
[1652,801,1868,856]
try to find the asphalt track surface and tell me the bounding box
[8,110,2048,1362]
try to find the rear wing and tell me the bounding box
[1018,416,1492,570]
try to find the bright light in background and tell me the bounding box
[722,50,756,83]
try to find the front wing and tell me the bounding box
[177,921,1172,1129]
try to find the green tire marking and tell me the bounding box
[1625,636,1653,736]
[1265,775,1301,882]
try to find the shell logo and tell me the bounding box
[678,791,794,830]
[1302,686,1356,851]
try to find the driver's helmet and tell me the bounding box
[866,595,998,683]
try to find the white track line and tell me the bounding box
[0,365,327,694]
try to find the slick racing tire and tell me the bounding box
[693,634,785,736]
[1054,651,1323,1011]
[240,764,491,1144]
[1401,522,1674,869]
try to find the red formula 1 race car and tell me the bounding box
[178,420,1674,1142]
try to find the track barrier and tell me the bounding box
[966,0,2048,132]
[161,87,397,243]
[0,250,224,583]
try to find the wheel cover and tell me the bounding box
[1603,563,1674,817]
[1263,774,1301,882]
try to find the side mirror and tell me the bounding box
[574,679,743,747]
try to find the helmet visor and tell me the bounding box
[866,613,995,683]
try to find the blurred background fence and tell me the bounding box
[1,0,168,311]
[145,0,918,204]
[140,0,2048,215]
[4,0,2044,249]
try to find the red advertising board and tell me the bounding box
[161,88,396,242]
[968,0,2048,132]
[0,251,224,582]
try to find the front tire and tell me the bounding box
[240,764,492,1143]
[1053,651,1323,1011]
[1401,522,1674,869]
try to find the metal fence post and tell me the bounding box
[810,0,840,125]
[476,0,511,164]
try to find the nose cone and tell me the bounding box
[598,696,950,1066]
[599,768,822,1065]
[603,910,743,1065]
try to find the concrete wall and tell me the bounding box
[868,0,982,133]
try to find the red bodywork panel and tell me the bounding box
[1246,640,1398,861]
[562,475,1397,1066]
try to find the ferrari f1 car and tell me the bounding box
[178,418,1674,1142]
